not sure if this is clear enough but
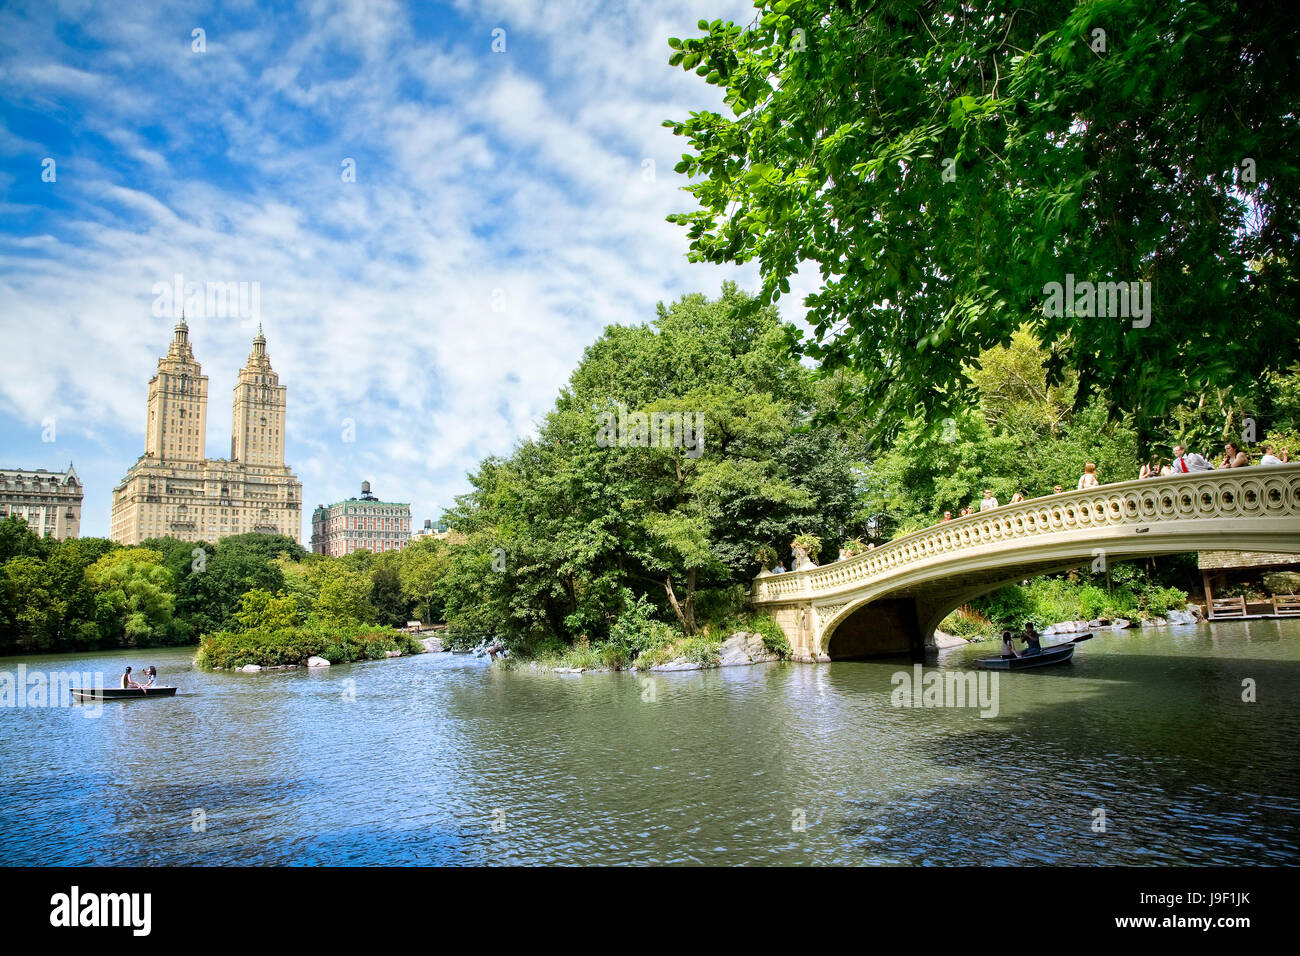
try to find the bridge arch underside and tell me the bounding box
[817,537,1298,660]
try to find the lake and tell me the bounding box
[1,620,1297,865]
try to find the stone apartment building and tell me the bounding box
[110,318,302,545]
[311,482,411,556]
[0,464,83,539]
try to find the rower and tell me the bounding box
[1020,622,1042,656]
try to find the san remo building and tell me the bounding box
[111,317,302,545]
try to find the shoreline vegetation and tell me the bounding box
[196,625,425,671]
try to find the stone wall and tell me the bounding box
[1198,551,1300,571]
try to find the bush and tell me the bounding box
[196,624,420,669]
[941,605,997,639]
[1263,572,1300,596]
[745,613,791,658]
[980,585,1035,628]
[1139,586,1189,617]
[608,592,678,656]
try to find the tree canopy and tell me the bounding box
[664,0,1300,443]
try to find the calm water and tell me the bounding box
[1,621,1298,866]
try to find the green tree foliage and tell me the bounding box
[84,548,178,647]
[859,329,1140,536]
[231,588,301,632]
[311,563,376,627]
[438,284,856,646]
[664,1,1300,443]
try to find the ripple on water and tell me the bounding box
[1,621,1298,865]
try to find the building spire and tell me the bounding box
[172,311,190,352]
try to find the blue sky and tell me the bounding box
[0,0,815,539]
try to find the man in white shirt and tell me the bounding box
[1260,445,1288,466]
[979,489,999,511]
[1172,445,1215,472]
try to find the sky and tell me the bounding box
[0,0,819,540]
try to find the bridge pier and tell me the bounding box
[767,596,953,661]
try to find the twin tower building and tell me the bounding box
[110,318,302,545]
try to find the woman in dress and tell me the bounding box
[1077,463,1100,489]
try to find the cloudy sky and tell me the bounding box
[0,0,816,539]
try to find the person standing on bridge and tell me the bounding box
[980,489,999,511]
[1077,463,1100,490]
[1221,442,1249,468]
[1261,445,1289,466]
[1172,445,1214,472]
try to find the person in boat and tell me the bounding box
[1019,622,1043,656]
[138,665,157,690]
[121,666,135,689]
[1000,630,1020,660]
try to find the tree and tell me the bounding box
[439,285,853,646]
[369,551,412,627]
[664,1,1300,444]
[312,564,375,627]
[0,556,63,653]
[399,538,451,624]
[231,589,301,632]
[0,515,50,564]
[175,537,286,637]
[84,548,177,647]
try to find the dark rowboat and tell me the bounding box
[975,643,1075,671]
[71,687,178,702]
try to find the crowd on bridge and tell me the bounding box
[939,442,1291,523]
[767,440,1291,574]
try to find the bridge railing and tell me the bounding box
[753,464,1300,603]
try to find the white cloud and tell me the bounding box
[0,0,782,537]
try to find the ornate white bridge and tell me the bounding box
[752,465,1300,660]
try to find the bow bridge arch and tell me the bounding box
[752,466,1300,660]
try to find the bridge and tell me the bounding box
[752,465,1300,660]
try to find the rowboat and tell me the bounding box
[71,687,178,702]
[975,642,1075,670]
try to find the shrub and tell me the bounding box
[196,624,420,669]
[745,613,791,658]
[608,593,678,656]
[1140,586,1189,617]
[980,585,1034,628]
[1263,572,1300,596]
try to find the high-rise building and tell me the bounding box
[311,481,411,556]
[110,319,302,545]
[0,464,83,540]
